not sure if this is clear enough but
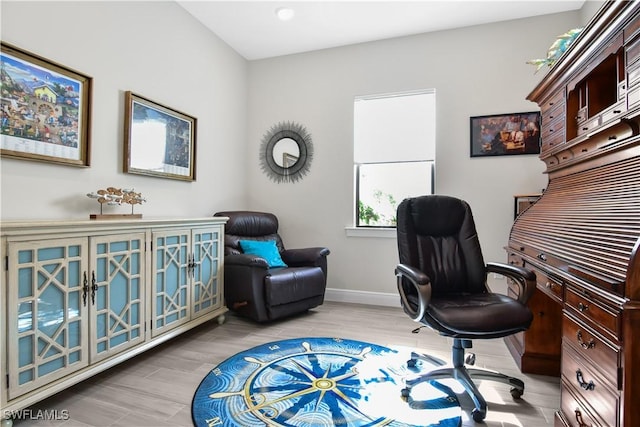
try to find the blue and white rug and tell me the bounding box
[192,337,461,426]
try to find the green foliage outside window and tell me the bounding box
[358,190,398,226]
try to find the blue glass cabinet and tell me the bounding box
[0,218,227,418]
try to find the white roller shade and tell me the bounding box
[354,89,435,163]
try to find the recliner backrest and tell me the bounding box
[397,195,487,295]
[214,211,285,255]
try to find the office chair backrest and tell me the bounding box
[215,211,285,255]
[396,195,487,295]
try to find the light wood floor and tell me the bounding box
[12,301,560,426]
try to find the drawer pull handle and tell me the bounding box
[91,271,98,305]
[578,302,589,312]
[576,369,595,391]
[608,135,617,140]
[82,271,89,307]
[613,110,622,114]
[574,409,588,427]
[537,253,547,261]
[576,331,595,349]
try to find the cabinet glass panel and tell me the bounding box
[152,231,191,337]
[90,234,146,362]
[7,238,89,400]
[192,228,222,318]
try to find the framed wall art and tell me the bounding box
[123,91,197,181]
[470,111,541,157]
[1,42,92,167]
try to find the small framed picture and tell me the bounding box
[470,111,541,157]
[514,193,542,219]
[1,42,92,167]
[123,91,197,181]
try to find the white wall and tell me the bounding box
[246,12,583,297]
[2,1,594,301]
[1,1,248,220]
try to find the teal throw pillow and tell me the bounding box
[239,239,288,268]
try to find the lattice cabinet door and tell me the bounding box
[191,226,224,319]
[151,230,191,337]
[89,233,146,363]
[6,238,90,400]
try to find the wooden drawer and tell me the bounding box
[560,378,610,427]
[575,106,588,124]
[565,286,620,342]
[556,150,574,165]
[544,155,560,169]
[543,102,565,124]
[628,84,640,108]
[627,60,640,88]
[562,345,620,427]
[563,314,620,391]
[542,112,565,135]
[542,125,565,152]
[530,264,563,303]
[600,101,626,124]
[570,138,600,160]
[577,115,601,136]
[541,90,565,115]
[624,9,640,46]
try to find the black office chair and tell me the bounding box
[395,195,536,422]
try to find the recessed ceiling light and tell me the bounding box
[275,7,295,21]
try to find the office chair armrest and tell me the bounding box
[486,262,536,304]
[395,263,432,322]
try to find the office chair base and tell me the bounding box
[403,350,525,422]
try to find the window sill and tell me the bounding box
[344,227,396,238]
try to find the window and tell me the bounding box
[354,90,436,227]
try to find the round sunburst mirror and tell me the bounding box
[259,121,313,183]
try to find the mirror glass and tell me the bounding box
[272,138,300,167]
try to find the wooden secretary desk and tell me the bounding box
[505,2,640,426]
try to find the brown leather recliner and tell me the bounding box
[213,211,330,322]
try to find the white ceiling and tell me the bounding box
[177,0,586,60]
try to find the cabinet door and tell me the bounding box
[90,233,146,362]
[191,226,223,319]
[7,238,89,399]
[151,230,191,337]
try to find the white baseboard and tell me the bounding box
[324,287,400,307]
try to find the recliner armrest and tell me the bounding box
[395,263,432,322]
[281,247,330,266]
[225,253,270,269]
[486,262,536,304]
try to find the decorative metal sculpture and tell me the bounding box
[87,187,146,219]
[259,121,313,184]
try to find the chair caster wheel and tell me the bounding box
[471,408,486,422]
[465,353,476,365]
[510,387,524,399]
[407,358,417,368]
[401,388,411,398]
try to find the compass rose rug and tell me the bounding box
[192,337,461,427]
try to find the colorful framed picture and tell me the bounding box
[1,42,92,167]
[123,91,197,182]
[470,111,541,157]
